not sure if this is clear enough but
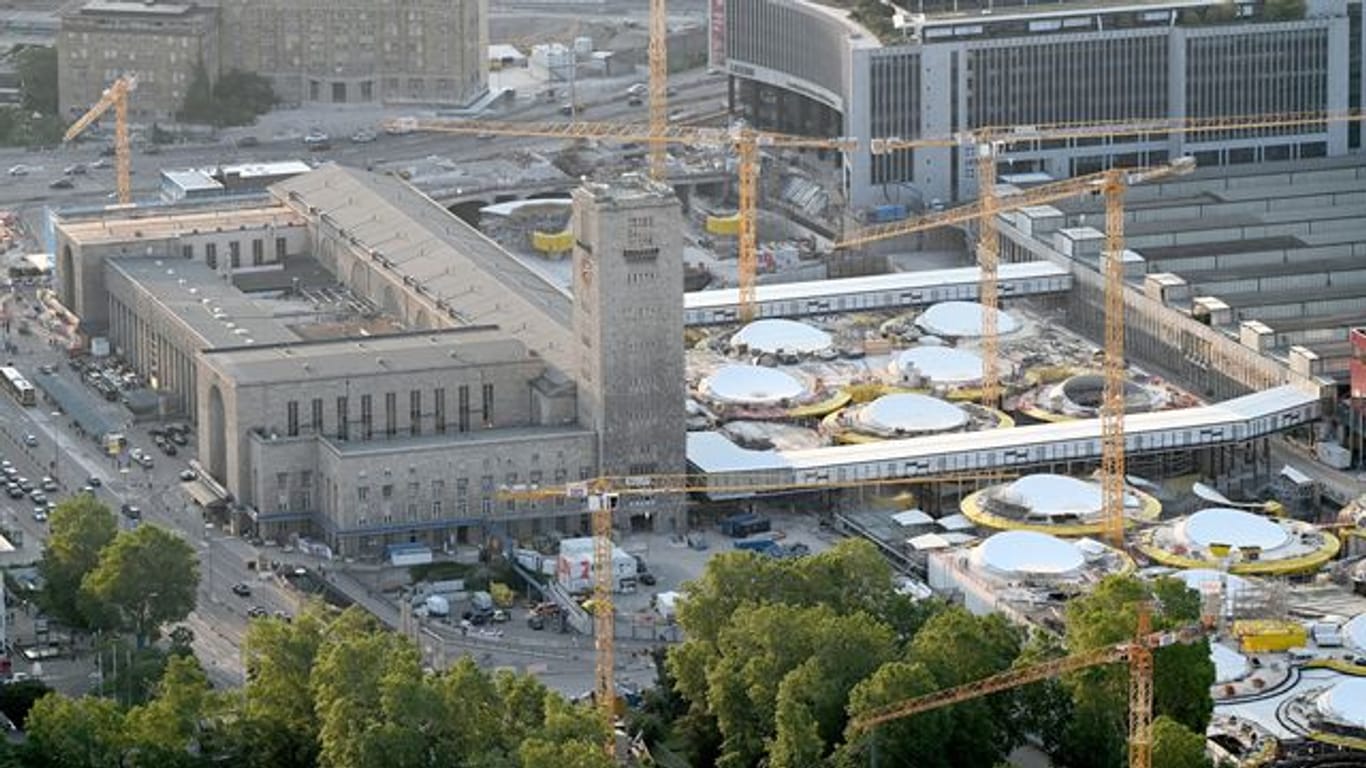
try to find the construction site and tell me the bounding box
[34,13,1366,765]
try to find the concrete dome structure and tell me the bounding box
[731,319,832,355]
[915,301,1019,339]
[1345,613,1366,651]
[960,473,1161,536]
[891,345,985,386]
[700,365,806,407]
[969,530,1086,583]
[1315,678,1366,729]
[853,393,968,436]
[1178,508,1290,553]
[1136,506,1341,576]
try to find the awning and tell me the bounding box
[183,479,226,508]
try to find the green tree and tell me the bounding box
[37,495,117,630]
[16,46,58,116]
[1055,576,1214,768]
[839,661,950,768]
[1263,0,1305,19]
[517,697,614,768]
[177,60,215,125]
[83,524,199,647]
[240,604,329,768]
[1151,715,1211,768]
[125,656,223,768]
[212,69,277,126]
[904,606,1025,766]
[0,677,52,729]
[23,694,129,768]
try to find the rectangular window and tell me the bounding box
[286,400,299,437]
[251,238,264,266]
[382,484,393,499]
[432,499,442,517]
[480,475,493,493]
[384,392,397,437]
[275,237,287,259]
[276,472,288,488]
[205,243,217,269]
[360,394,373,440]
[481,383,493,426]
[407,481,420,497]
[357,486,369,501]
[432,479,445,497]
[433,388,446,433]
[458,385,470,432]
[229,241,241,268]
[409,389,421,436]
[181,244,193,260]
[311,398,323,433]
[336,396,349,441]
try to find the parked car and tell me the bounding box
[160,442,178,456]
[87,475,102,487]
[247,606,268,618]
[231,582,252,597]
[178,469,197,482]
[6,485,24,500]
[23,433,37,447]
[303,131,331,150]
[7,165,28,177]
[349,129,377,144]
[120,504,141,520]
[40,477,56,492]
[32,508,47,522]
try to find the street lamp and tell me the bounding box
[50,411,60,486]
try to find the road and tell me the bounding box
[0,68,729,215]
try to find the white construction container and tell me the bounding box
[557,537,637,593]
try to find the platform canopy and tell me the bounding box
[700,364,806,406]
[915,301,1019,338]
[731,319,833,355]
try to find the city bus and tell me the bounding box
[0,366,35,407]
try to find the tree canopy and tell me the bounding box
[178,66,277,127]
[83,524,199,647]
[37,495,118,630]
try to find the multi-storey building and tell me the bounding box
[58,0,487,120]
[716,0,1365,207]
[216,0,487,106]
[57,0,217,121]
[53,168,686,556]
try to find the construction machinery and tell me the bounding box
[387,116,856,321]
[496,469,1013,758]
[860,110,1365,406]
[839,157,1196,546]
[63,74,137,205]
[850,605,1204,768]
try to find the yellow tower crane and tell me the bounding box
[850,605,1204,768]
[648,0,669,180]
[837,158,1196,547]
[387,116,856,321]
[860,110,1362,547]
[63,74,137,205]
[496,469,1014,759]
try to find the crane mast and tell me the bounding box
[976,142,1001,409]
[648,0,668,180]
[1100,171,1129,549]
[63,74,137,205]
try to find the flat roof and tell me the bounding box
[202,327,529,385]
[162,169,222,193]
[271,165,576,370]
[31,369,123,439]
[685,261,1067,310]
[220,161,313,179]
[106,258,299,349]
[57,205,304,246]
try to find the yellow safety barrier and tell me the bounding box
[705,213,740,236]
[532,230,573,253]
